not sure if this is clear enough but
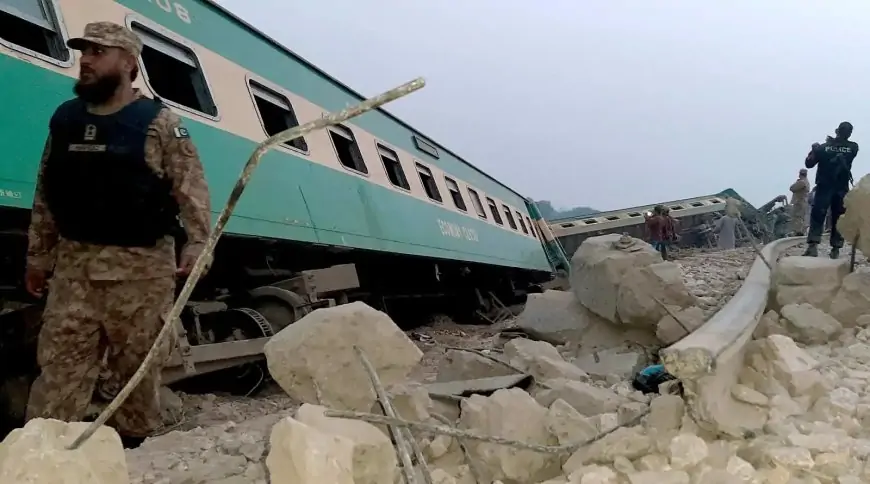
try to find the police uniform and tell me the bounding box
[24,22,211,440]
[804,123,858,258]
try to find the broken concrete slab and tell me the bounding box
[773,256,849,312]
[514,290,598,345]
[779,303,843,345]
[263,301,422,412]
[655,306,706,345]
[616,261,697,328]
[829,272,870,328]
[459,388,561,483]
[504,338,590,382]
[265,416,355,484]
[570,234,662,323]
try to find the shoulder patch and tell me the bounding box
[173,126,190,139]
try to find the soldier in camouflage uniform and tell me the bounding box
[23,22,211,448]
[789,168,811,236]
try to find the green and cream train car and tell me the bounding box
[0,0,570,395]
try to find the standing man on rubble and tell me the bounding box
[803,122,858,258]
[789,168,810,236]
[23,22,212,448]
[644,205,668,259]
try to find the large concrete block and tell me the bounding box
[264,301,423,411]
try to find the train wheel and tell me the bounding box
[247,286,311,334]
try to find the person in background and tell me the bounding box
[713,211,737,250]
[644,205,667,259]
[789,168,810,236]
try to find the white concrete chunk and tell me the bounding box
[504,338,589,382]
[780,303,843,345]
[263,301,423,411]
[265,416,355,484]
[0,418,128,484]
[570,234,662,323]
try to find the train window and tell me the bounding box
[444,177,467,212]
[467,188,487,219]
[690,202,704,207]
[415,163,442,202]
[487,198,503,225]
[526,216,537,238]
[502,205,518,230]
[328,124,368,174]
[628,212,642,217]
[412,135,439,159]
[377,144,410,190]
[0,0,70,63]
[248,80,308,152]
[132,22,217,117]
[516,211,529,234]
[606,216,620,221]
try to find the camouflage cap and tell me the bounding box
[67,21,143,58]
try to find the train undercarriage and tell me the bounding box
[0,206,548,436]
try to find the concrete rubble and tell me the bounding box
[10,234,864,483]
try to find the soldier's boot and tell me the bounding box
[803,244,819,257]
[830,247,840,259]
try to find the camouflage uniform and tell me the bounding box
[24,22,211,438]
[789,173,810,235]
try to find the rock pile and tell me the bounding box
[0,236,775,484]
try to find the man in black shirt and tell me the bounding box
[803,122,858,258]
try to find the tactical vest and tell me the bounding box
[815,139,858,188]
[42,97,181,247]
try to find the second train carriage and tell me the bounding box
[0,0,568,418]
[548,189,755,257]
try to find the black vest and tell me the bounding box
[43,97,181,247]
[815,138,859,188]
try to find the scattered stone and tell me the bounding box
[435,349,515,382]
[263,301,423,411]
[0,418,128,484]
[655,306,705,344]
[773,256,849,311]
[265,416,355,483]
[459,388,561,483]
[534,379,627,416]
[514,290,597,345]
[503,338,590,382]
[779,303,843,344]
[829,272,870,328]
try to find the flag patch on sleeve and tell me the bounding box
[173,127,190,139]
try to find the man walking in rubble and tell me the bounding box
[23,22,211,448]
[644,205,668,259]
[789,168,810,236]
[803,121,858,258]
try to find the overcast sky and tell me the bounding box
[213,0,868,212]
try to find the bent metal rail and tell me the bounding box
[659,236,803,438]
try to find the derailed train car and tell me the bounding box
[547,189,757,258]
[0,0,569,427]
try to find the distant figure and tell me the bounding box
[714,213,737,250]
[789,168,810,236]
[804,121,859,258]
[644,205,668,259]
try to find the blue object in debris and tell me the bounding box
[632,364,676,394]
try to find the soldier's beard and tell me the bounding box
[74,71,122,105]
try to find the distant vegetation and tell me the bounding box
[534,200,599,220]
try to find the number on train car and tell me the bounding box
[147,0,192,24]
